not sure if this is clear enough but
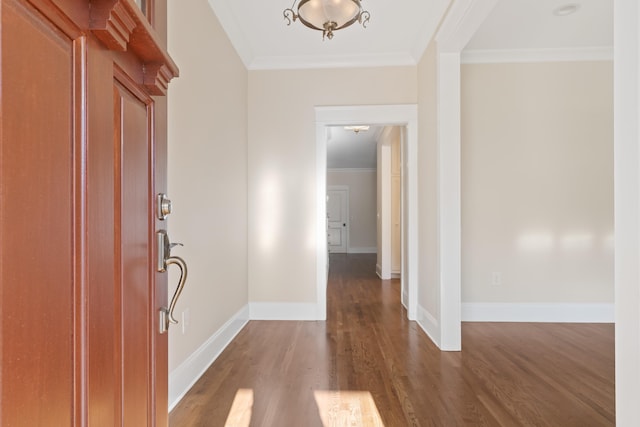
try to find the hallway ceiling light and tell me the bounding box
[553,4,580,16]
[283,0,371,41]
[344,125,370,134]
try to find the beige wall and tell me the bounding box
[417,40,440,320]
[327,169,377,251]
[248,67,417,303]
[461,61,614,304]
[167,0,248,372]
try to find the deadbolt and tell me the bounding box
[157,193,172,220]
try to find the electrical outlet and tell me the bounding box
[181,308,190,335]
[491,272,502,286]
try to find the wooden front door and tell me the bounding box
[0,0,178,425]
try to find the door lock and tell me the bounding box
[157,193,172,220]
[157,230,187,334]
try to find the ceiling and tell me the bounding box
[466,0,612,52]
[327,126,382,169]
[206,0,612,168]
[207,0,612,70]
[464,0,612,63]
[207,0,449,69]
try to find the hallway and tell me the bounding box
[169,254,614,426]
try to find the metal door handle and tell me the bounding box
[157,230,188,333]
[163,256,187,328]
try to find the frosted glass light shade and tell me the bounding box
[283,0,370,40]
[298,0,361,30]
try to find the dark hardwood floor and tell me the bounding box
[169,254,615,426]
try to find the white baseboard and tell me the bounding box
[168,305,249,411]
[416,304,441,348]
[376,263,391,280]
[462,303,615,323]
[348,246,377,254]
[249,302,322,320]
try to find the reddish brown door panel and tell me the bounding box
[0,0,83,424]
[115,78,154,426]
[85,39,119,427]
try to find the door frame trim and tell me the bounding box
[315,104,418,321]
[424,0,500,351]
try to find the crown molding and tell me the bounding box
[461,47,614,64]
[207,0,254,68]
[248,51,416,71]
[410,0,451,61]
[92,0,179,95]
[435,0,500,54]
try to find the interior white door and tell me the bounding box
[327,187,348,253]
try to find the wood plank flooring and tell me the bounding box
[169,254,615,426]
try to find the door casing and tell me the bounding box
[315,105,419,322]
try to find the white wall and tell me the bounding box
[614,0,640,423]
[167,0,248,405]
[376,142,386,272]
[376,129,391,278]
[327,169,377,252]
[248,67,417,306]
[461,61,614,307]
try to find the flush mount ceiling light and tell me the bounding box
[344,125,370,134]
[553,3,580,16]
[284,0,371,41]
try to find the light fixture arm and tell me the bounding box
[359,10,370,28]
[283,1,298,26]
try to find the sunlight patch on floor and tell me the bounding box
[224,389,385,426]
[314,390,385,427]
[224,388,253,427]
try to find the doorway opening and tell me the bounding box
[325,124,406,305]
[315,105,418,321]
